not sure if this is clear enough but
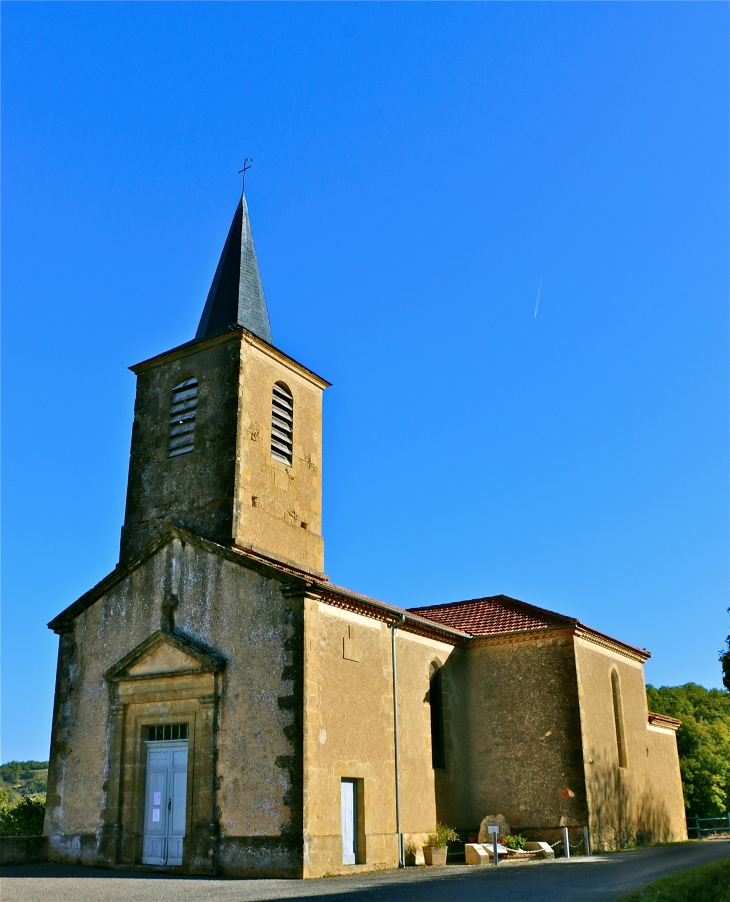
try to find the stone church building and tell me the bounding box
[45,193,687,877]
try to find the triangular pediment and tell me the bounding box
[127,642,201,676]
[104,630,225,683]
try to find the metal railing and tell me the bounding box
[688,813,730,839]
[555,826,591,858]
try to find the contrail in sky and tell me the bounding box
[534,276,543,318]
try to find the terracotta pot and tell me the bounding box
[424,846,448,866]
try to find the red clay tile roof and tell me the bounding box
[648,712,681,730]
[407,595,577,636]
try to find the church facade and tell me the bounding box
[44,194,687,877]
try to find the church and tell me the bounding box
[44,191,687,877]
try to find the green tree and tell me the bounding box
[720,607,730,693]
[647,683,730,818]
[0,762,22,785]
[0,761,48,803]
[0,795,46,837]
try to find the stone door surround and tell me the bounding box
[102,630,225,873]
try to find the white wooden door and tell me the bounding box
[340,779,357,865]
[142,755,168,865]
[142,743,188,866]
[167,748,188,865]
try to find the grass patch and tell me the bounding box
[619,856,730,902]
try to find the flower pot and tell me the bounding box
[424,846,448,866]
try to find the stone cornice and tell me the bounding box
[574,625,651,663]
[48,526,313,633]
[47,526,652,666]
[467,627,576,650]
[648,711,681,731]
[240,330,331,389]
[129,327,331,389]
[314,586,471,646]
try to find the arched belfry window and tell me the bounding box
[168,378,198,457]
[271,382,293,466]
[611,669,628,768]
[429,663,446,769]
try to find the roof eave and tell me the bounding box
[129,326,331,389]
[574,624,651,663]
[47,527,315,634]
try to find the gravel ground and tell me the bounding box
[2,839,728,902]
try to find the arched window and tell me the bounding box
[168,378,198,457]
[429,663,446,769]
[271,382,293,466]
[611,670,628,768]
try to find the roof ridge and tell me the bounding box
[408,594,504,612]
[409,594,576,625]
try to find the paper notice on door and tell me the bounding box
[152,809,160,822]
[153,792,161,805]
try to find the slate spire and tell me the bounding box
[195,194,273,344]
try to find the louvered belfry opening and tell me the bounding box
[271,382,293,466]
[168,378,198,457]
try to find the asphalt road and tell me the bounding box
[2,840,728,902]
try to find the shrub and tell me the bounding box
[501,834,526,850]
[0,795,46,837]
[426,823,459,848]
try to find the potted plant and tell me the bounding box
[423,822,459,866]
[502,834,534,858]
[502,834,526,851]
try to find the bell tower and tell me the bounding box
[120,193,328,576]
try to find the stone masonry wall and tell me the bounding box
[45,536,305,876]
[574,638,687,849]
[120,334,241,562]
[464,635,589,835]
[302,598,460,877]
[233,337,325,575]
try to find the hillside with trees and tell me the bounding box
[0,760,48,804]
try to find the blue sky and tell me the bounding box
[2,2,727,763]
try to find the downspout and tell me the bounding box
[391,613,406,867]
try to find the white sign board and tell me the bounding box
[487,825,500,835]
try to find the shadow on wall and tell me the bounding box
[430,653,469,832]
[589,753,675,850]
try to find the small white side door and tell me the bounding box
[340,779,357,865]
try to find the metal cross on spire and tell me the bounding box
[238,158,253,195]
